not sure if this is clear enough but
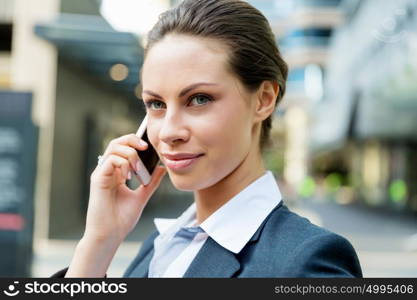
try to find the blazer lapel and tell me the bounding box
[183,237,240,278]
[128,249,154,278]
[182,201,283,278]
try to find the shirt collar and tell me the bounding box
[153,202,198,239]
[153,170,282,254]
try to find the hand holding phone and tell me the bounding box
[74,115,167,275]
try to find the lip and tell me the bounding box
[162,153,204,170]
[161,153,204,160]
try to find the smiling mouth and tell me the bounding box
[162,152,204,160]
[163,154,204,170]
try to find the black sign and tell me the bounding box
[0,91,38,277]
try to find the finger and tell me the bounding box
[137,165,167,194]
[119,160,130,183]
[106,134,148,153]
[103,144,140,173]
[99,154,130,179]
[129,166,166,208]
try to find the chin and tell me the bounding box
[167,171,209,191]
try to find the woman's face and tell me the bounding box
[141,34,258,191]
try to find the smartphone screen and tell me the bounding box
[137,129,159,175]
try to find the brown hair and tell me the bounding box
[143,0,288,151]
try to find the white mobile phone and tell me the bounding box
[134,114,160,186]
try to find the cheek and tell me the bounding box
[216,101,251,139]
[201,101,252,154]
[146,122,160,152]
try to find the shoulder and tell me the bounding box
[243,202,363,277]
[264,203,336,245]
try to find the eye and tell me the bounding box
[145,100,165,110]
[188,94,213,106]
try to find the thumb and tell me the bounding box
[136,165,167,194]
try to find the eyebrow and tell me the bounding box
[143,82,218,99]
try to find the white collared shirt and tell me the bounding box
[149,170,282,277]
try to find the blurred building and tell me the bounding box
[248,0,343,191]
[0,0,13,86]
[310,0,417,212]
[0,0,158,250]
[248,0,417,215]
[281,0,343,191]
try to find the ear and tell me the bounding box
[253,80,279,123]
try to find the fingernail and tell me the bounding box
[127,171,132,180]
[136,161,141,173]
[139,140,148,147]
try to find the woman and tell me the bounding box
[55,0,362,278]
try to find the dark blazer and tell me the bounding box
[124,201,363,277]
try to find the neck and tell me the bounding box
[193,146,266,225]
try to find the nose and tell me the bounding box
[158,110,190,145]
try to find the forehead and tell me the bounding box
[141,34,232,87]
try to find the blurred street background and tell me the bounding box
[0,0,416,277]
